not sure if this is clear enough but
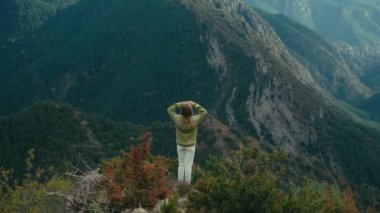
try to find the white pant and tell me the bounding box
[177,145,195,184]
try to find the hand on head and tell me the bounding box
[183,100,194,107]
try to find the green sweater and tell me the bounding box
[167,102,208,147]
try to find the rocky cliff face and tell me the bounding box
[182,0,334,153]
[181,1,380,204]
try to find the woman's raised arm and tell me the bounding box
[167,102,182,121]
[191,102,208,124]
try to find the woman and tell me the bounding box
[167,100,208,184]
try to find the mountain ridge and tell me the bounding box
[245,0,380,68]
[0,0,380,206]
[255,9,372,103]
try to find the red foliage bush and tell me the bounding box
[103,132,171,208]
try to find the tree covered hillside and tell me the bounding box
[0,102,144,176]
[0,0,217,123]
[0,0,78,38]
[363,63,380,91]
[1,0,380,208]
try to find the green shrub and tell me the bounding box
[0,149,73,212]
[188,143,358,212]
[161,194,181,213]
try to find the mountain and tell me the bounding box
[255,9,371,103]
[0,0,78,38]
[365,92,380,111]
[245,0,380,67]
[1,0,380,206]
[361,63,380,121]
[0,0,79,81]
[363,63,380,91]
[0,0,219,122]
[361,92,380,121]
[0,101,144,176]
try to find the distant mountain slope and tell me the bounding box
[0,101,144,176]
[365,92,380,111]
[256,9,371,102]
[0,0,380,205]
[0,0,79,80]
[0,0,78,38]
[361,92,380,122]
[0,0,14,35]
[363,63,380,91]
[245,0,380,67]
[361,64,380,120]
[0,0,218,123]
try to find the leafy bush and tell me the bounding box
[188,143,359,212]
[188,143,286,212]
[284,180,358,212]
[160,194,181,213]
[0,149,73,212]
[102,132,172,210]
